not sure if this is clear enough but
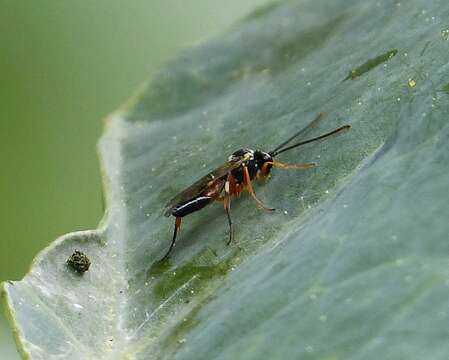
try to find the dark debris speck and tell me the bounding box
[67,250,91,274]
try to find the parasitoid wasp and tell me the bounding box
[162,113,350,259]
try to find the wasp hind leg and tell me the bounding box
[224,176,234,245]
[224,197,234,245]
[161,217,182,260]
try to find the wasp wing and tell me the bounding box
[163,159,244,217]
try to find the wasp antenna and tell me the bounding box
[271,124,351,156]
[269,113,324,156]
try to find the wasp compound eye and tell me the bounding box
[67,250,91,274]
[254,150,272,163]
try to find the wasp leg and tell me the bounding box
[224,193,234,245]
[224,175,234,245]
[243,166,275,212]
[161,217,182,260]
[265,161,316,170]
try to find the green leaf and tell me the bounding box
[3,0,449,359]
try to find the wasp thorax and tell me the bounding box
[228,148,254,162]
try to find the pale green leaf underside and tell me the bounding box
[3,0,449,359]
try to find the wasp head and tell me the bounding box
[254,150,273,176]
[228,149,273,182]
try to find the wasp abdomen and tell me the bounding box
[172,196,212,217]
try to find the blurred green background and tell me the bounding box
[0,1,268,357]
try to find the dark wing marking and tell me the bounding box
[163,159,245,217]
